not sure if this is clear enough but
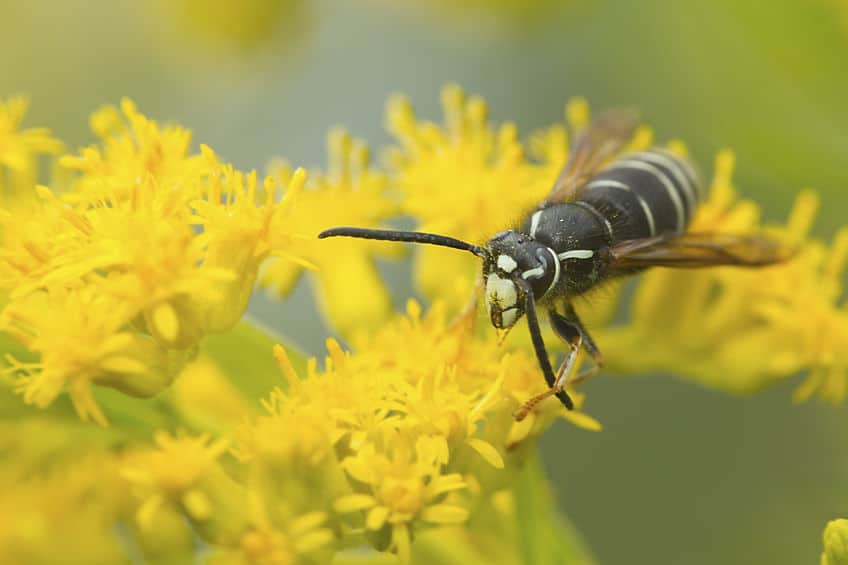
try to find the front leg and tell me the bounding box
[514,304,606,422]
[513,285,574,421]
[550,303,605,388]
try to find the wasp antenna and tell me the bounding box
[318,227,488,258]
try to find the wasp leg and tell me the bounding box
[513,283,573,422]
[551,304,605,388]
[448,273,484,331]
[548,310,582,389]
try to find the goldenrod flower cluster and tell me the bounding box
[0,87,844,562]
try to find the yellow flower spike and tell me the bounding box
[667,138,689,157]
[272,343,302,394]
[151,301,181,343]
[2,288,188,423]
[0,453,132,564]
[261,132,399,336]
[182,488,213,520]
[122,432,249,544]
[0,96,64,200]
[386,85,550,311]
[565,97,590,133]
[786,189,819,242]
[89,104,125,139]
[290,512,334,554]
[626,124,654,153]
[61,98,207,206]
[823,519,848,565]
[191,163,310,333]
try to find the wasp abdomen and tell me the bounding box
[581,150,701,242]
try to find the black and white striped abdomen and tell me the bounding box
[579,149,702,243]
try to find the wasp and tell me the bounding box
[319,110,791,420]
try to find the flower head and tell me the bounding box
[2,287,186,426]
[385,85,549,308]
[1,100,313,420]
[261,129,401,335]
[0,97,63,199]
[122,431,247,542]
[823,519,848,565]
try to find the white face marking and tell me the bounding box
[543,247,560,297]
[529,210,543,238]
[497,254,518,273]
[486,273,517,309]
[521,266,545,280]
[501,307,518,327]
[557,249,594,260]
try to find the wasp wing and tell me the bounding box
[541,109,641,207]
[609,232,794,271]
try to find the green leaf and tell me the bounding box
[200,316,308,410]
[513,451,596,565]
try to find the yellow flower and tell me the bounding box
[2,287,189,426]
[335,434,469,563]
[192,153,308,333]
[823,519,848,565]
[595,150,848,402]
[0,453,129,565]
[5,86,846,564]
[385,85,549,309]
[122,431,248,543]
[223,298,599,562]
[0,97,63,200]
[1,99,317,421]
[261,129,401,336]
[60,99,207,205]
[215,503,333,565]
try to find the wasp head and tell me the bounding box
[483,230,558,329]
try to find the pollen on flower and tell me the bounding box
[4,86,845,564]
[1,287,182,426]
[225,299,600,562]
[1,99,318,421]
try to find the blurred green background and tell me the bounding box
[3,0,846,563]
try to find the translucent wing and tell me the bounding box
[609,232,795,271]
[541,109,641,207]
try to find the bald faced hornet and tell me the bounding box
[320,110,791,420]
